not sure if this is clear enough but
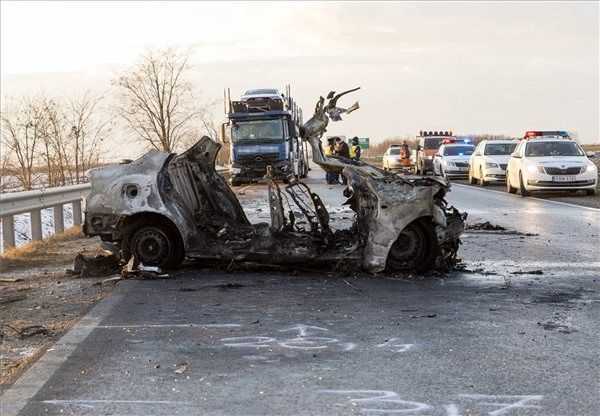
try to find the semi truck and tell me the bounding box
[221,86,309,186]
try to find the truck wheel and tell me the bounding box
[519,172,530,197]
[386,221,436,272]
[129,224,184,269]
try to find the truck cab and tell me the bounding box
[223,87,307,185]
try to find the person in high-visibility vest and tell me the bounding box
[324,137,338,184]
[350,137,362,161]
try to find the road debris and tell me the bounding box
[174,362,189,374]
[70,251,120,278]
[466,221,506,231]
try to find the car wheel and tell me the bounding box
[129,225,184,269]
[468,169,477,184]
[586,189,596,196]
[386,221,437,272]
[506,173,516,194]
[519,172,530,197]
[479,168,487,186]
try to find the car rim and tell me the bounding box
[134,228,170,265]
[388,224,426,266]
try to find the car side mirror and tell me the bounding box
[220,123,229,144]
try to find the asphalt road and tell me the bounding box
[2,167,599,416]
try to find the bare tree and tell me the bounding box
[114,48,203,152]
[0,98,46,190]
[65,92,111,183]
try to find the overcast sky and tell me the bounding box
[1,1,598,156]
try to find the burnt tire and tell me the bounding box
[386,220,438,273]
[129,224,184,269]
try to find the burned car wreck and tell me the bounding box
[83,88,466,273]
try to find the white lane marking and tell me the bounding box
[94,323,241,329]
[464,260,600,269]
[452,183,600,212]
[0,292,125,416]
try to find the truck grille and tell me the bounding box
[455,162,469,168]
[544,167,582,175]
[237,152,280,164]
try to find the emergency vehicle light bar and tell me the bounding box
[419,130,453,137]
[524,131,570,139]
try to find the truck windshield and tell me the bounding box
[444,146,474,156]
[232,119,284,142]
[525,141,584,157]
[484,143,517,155]
[424,138,442,149]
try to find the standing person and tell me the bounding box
[323,137,337,184]
[334,137,350,184]
[350,137,362,161]
[334,137,350,159]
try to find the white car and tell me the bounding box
[433,144,474,178]
[240,88,282,102]
[382,145,406,170]
[506,137,597,196]
[469,140,518,186]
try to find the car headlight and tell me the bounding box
[583,161,597,173]
[486,162,499,168]
[526,164,538,173]
[445,161,455,167]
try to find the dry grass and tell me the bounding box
[0,226,84,272]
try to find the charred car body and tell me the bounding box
[84,88,466,273]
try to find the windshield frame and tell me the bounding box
[524,141,585,157]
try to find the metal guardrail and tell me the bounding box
[0,167,230,252]
[0,183,91,252]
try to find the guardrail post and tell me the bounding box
[72,199,82,226]
[2,215,15,250]
[31,208,43,241]
[53,205,64,234]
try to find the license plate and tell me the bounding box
[552,175,574,182]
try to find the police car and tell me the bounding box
[433,139,474,178]
[506,131,597,196]
[469,140,518,186]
